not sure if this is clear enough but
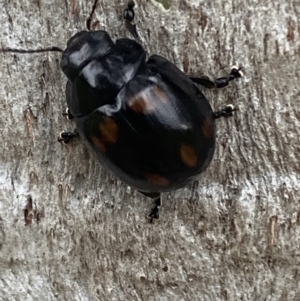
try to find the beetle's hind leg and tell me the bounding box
[58,130,78,144]
[189,66,244,89]
[139,191,161,223]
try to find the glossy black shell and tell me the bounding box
[60,30,216,193]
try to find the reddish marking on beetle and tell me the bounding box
[180,143,198,167]
[128,85,169,114]
[145,173,170,187]
[100,117,118,144]
[152,85,169,102]
[91,135,106,152]
[129,94,156,113]
[91,117,118,152]
[201,118,214,139]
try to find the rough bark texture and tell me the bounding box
[0,0,299,300]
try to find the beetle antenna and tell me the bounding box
[0,46,63,53]
[86,0,99,31]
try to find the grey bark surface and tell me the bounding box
[0,0,299,300]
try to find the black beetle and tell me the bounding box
[1,1,243,221]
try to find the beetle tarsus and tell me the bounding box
[58,131,78,144]
[123,1,135,22]
[62,108,74,120]
[214,66,244,88]
[124,1,140,42]
[213,104,238,119]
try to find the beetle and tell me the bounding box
[1,1,243,221]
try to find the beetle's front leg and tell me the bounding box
[123,1,140,42]
[61,108,74,120]
[58,105,77,143]
[189,66,244,89]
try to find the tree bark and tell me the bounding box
[0,0,299,300]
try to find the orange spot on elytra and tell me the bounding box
[100,117,118,144]
[145,173,170,187]
[180,143,197,167]
[128,85,170,114]
[201,118,214,139]
[91,117,118,152]
[152,85,169,102]
[91,136,106,152]
[129,95,156,113]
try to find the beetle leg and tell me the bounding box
[124,1,135,22]
[147,196,161,223]
[61,108,74,120]
[214,66,244,88]
[86,0,99,31]
[139,191,161,222]
[213,104,238,119]
[189,66,244,89]
[189,75,216,88]
[123,1,140,42]
[58,130,78,144]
